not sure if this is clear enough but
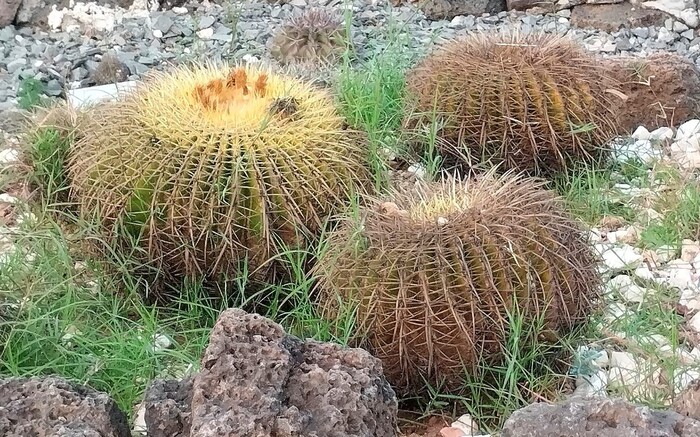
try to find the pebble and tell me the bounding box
[601,245,644,272]
[649,126,675,142]
[0,193,19,204]
[0,149,20,164]
[688,312,700,334]
[607,275,649,303]
[676,119,700,141]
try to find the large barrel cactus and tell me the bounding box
[403,31,621,176]
[314,173,601,393]
[68,63,372,280]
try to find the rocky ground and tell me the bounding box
[1,0,700,436]
[0,0,700,114]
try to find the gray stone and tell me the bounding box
[6,58,26,75]
[632,27,649,38]
[0,26,16,43]
[45,79,62,96]
[198,15,216,29]
[152,14,174,34]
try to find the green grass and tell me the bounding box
[17,78,47,111]
[26,127,74,205]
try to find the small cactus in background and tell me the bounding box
[403,31,621,177]
[314,173,601,394]
[68,62,372,282]
[269,8,348,65]
[91,52,130,86]
[22,103,91,206]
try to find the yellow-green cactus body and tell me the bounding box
[69,63,371,279]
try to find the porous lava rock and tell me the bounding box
[144,308,398,437]
[607,52,700,132]
[0,376,130,437]
[500,396,700,436]
[144,377,194,437]
[570,3,669,32]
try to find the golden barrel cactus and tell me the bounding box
[68,63,372,280]
[314,173,601,393]
[403,31,621,176]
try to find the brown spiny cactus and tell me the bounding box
[403,31,622,177]
[314,172,601,394]
[269,8,348,65]
[91,52,130,86]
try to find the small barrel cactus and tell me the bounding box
[269,8,348,65]
[403,31,621,177]
[68,62,372,281]
[314,173,601,394]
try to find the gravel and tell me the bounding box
[0,0,699,107]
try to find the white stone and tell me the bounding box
[172,6,188,14]
[657,26,677,43]
[649,126,675,142]
[679,8,700,28]
[0,148,20,164]
[680,287,700,310]
[589,228,603,243]
[242,54,259,64]
[663,260,698,289]
[676,119,700,141]
[607,275,649,303]
[451,414,480,435]
[574,369,609,397]
[436,217,449,226]
[149,333,172,353]
[47,6,65,31]
[604,302,629,322]
[602,245,643,272]
[152,29,163,38]
[632,126,651,141]
[197,27,214,39]
[681,240,700,263]
[689,313,700,334]
[656,245,678,264]
[15,212,36,226]
[407,163,427,180]
[635,264,655,281]
[675,368,700,393]
[608,351,661,397]
[639,334,674,357]
[0,193,18,204]
[132,402,147,435]
[674,20,690,32]
[619,226,640,245]
[67,81,138,109]
[60,324,82,342]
